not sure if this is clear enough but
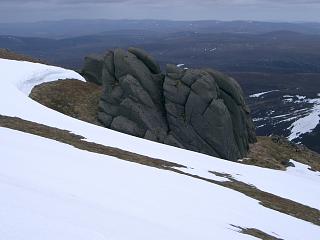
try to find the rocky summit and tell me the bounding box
[81,47,256,160]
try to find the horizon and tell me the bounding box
[1,0,320,23]
[1,18,320,25]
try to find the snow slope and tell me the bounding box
[1,59,320,239]
[250,91,320,150]
[0,59,85,94]
[287,95,320,141]
[2,127,320,240]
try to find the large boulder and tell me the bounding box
[81,54,104,85]
[163,65,238,159]
[97,48,168,142]
[82,48,256,161]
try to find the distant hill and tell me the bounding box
[1,30,320,73]
[1,19,320,39]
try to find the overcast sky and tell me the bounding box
[1,0,320,23]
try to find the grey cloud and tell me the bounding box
[1,0,320,4]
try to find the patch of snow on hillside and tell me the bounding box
[249,90,279,98]
[296,95,306,101]
[287,96,320,141]
[176,63,188,70]
[271,112,292,119]
[268,110,275,115]
[176,63,185,67]
[283,98,294,103]
[253,117,266,122]
[278,116,300,124]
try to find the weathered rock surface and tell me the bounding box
[81,54,104,85]
[81,47,256,160]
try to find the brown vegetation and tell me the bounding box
[0,48,45,64]
[232,226,284,240]
[244,136,320,171]
[30,79,103,125]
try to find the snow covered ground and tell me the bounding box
[0,59,85,95]
[1,59,320,239]
[286,95,320,141]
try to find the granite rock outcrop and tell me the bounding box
[81,47,256,160]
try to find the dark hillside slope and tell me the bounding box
[2,30,320,72]
[1,19,320,38]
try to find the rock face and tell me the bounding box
[82,47,256,160]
